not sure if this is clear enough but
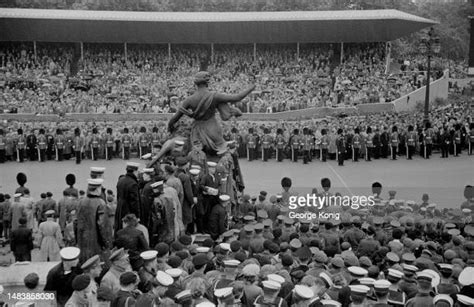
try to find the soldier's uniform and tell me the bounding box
[261,129,273,162]
[73,129,84,165]
[26,130,37,161]
[336,130,345,166]
[105,128,114,160]
[122,128,132,160]
[290,129,301,162]
[406,127,417,160]
[365,130,374,161]
[321,132,329,162]
[151,127,161,155]
[352,130,361,162]
[16,129,26,163]
[424,124,433,158]
[37,129,47,162]
[454,126,462,156]
[90,128,100,160]
[302,128,312,164]
[55,129,66,161]
[247,130,257,161]
[138,127,150,157]
[275,130,286,162]
[0,129,6,163]
[390,128,399,160]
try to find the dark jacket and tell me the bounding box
[111,290,136,307]
[114,226,149,271]
[10,225,33,256]
[44,263,82,306]
[208,203,227,240]
[176,169,194,225]
[116,173,140,232]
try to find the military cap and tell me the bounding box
[60,247,80,261]
[373,216,384,225]
[81,255,101,271]
[416,271,433,283]
[319,272,333,288]
[348,266,368,278]
[254,223,264,231]
[90,167,106,175]
[166,268,183,278]
[386,252,400,263]
[290,238,302,249]
[244,225,254,233]
[277,215,285,221]
[223,259,240,268]
[175,289,192,303]
[262,219,273,227]
[459,267,474,286]
[72,274,91,291]
[257,210,268,219]
[242,264,260,276]
[214,287,233,300]
[373,279,391,292]
[294,285,314,300]
[359,277,375,287]
[457,294,474,306]
[462,208,472,214]
[13,193,23,198]
[150,181,163,189]
[219,195,230,202]
[196,247,210,253]
[219,243,230,251]
[267,274,285,285]
[438,263,453,271]
[402,264,419,273]
[321,300,342,307]
[126,162,140,170]
[207,161,217,167]
[190,164,201,170]
[448,229,460,236]
[390,220,401,228]
[421,249,433,257]
[45,210,55,216]
[402,253,416,263]
[445,223,456,229]
[156,271,173,286]
[349,285,370,294]
[189,169,200,176]
[222,230,234,239]
[387,268,404,279]
[109,248,127,262]
[284,217,294,225]
[140,250,158,261]
[119,271,138,286]
[433,294,453,307]
[243,215,255,222]
[262,280,281,291]
[196,302,216,307]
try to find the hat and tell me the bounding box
[459,267,474,286]
[373,279,391,292]
[349,285,370,294]
[433,294,453,306]
[109,248,127,262]
[174,140,185,146]
[402,264,419,273]
[373,216,384,225]
[262,280,281,291]
[150,181,164,188]
[141,168,154,174]
[390,220,401,228]
[120,271,138,286]
[438,263,453,271]
[290,238,302,249]
[263,219,273,227]
[284,217,294,225]
[214,287,233,299]
[219,243,231,251]
[242,264,260,276]
[348,266,368,278]
[254,223,264,231]
[207,161,217,167]
[165,268,183,278]
[416,270,434,286]
[387,268,404,279]
[126,162,140,170]
[189,169,200,176]
[223,259,240,268]
[192,254,208,267]
[457,295,474,306]
[13,193,22,198]
[155,242,169,257]
[257,210,268,219]
[294,285,314,300]
[314,250,328,263]
[465,225,474,236]
[45,210,55,216]
[87,178,104,186]
[267,274,285,285]
[60,247,80,261]
[359,256,372,268]
[72,274,91,291]
[320,272,333,288]
[140,250,158,261]
[175,289,192,303]
[219,195,230,202]
[196,302,216,307]
[196,247,210,253]
[462,208,472,214]
[81,255,101,271]
[244,225,254,233]
[156,271,173,286]
[402,253,416,263]
[178,235,193,246]
[386,252,400,263]
[90,167,106,175]
[321,300,342,307]
[359,277,375,286]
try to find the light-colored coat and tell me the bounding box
[38,219,63,261]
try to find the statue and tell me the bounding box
[148,71,255,167]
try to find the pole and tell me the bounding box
[168,43,171,60]
[33,41,37,63]
[211,43,214,63]
[124,42,127,62]
[253,43,257,62]
[80,42,84,62]
[340,42,344,65]
[424,54,431,125]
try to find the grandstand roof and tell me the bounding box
[0,8,437,44]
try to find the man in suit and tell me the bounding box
[115,162,141,232]
[209,195,230,240]
[10,217,34,262]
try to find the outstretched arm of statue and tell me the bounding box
[214,84,256,104]
[168,108,185,133]
[147,138,176,168]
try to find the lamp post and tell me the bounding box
[419,27,441,126]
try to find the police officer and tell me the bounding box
[424,122,434,159]
[90,128,100,161]
[55,128,65,161]
[290,128,301,162]
[122,128,132,160]
[139,127,150,158]
[275,128,286,162]
[321,129,329,162]
[261,128,273,162]
[105,127,114,160]
[365,127,374,161]
[246,128,257,161]
[37,128,47,162]
[336,128,345,166]
[406,125,417,160]
[16,128,26,163]
[352,127,361,162]
[390,126,399,160]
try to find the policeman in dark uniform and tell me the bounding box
[302,127,312,164]
[275,128,285,162]
[105,127,114,160]
[381,126,389,159]
[73,128,83,164]
[406,125,417,160]
[321,129,329,162]
[439,126,450,158]
[26,129,37,161]
[352,127,361,162]
[424,122,433,159]
[454,123,462,156]
[46,129,56,161]
[37,128,47,162]
[373,127,381,159]
[139,127,149,157]
[290,128,300,162]
[122,128,132,160]
[336,128,345,166]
